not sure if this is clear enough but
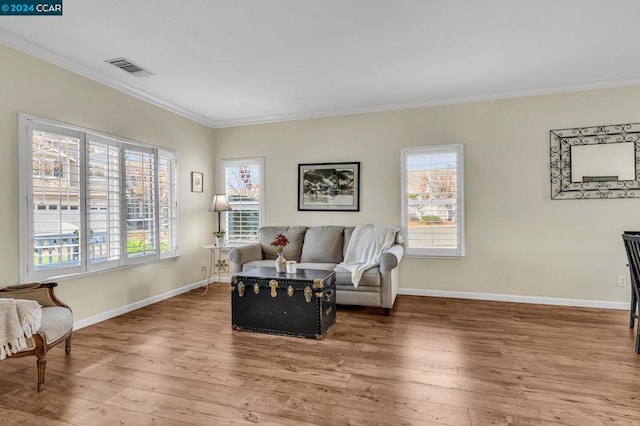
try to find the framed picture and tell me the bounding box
[191,171,203,192]
[298,162,360,211]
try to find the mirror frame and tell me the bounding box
[550,123,640,199]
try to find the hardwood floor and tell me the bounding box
[1,283,639,425]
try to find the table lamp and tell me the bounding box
[209,194,232,233]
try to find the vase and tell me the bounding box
[275,252,286,273]
[215,237,225,247]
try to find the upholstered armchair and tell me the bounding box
[0,282,73,391]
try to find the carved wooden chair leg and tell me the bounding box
[32,333,48,391]
[65,335,72,355]
[36,355,47,391]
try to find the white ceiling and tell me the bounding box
[2,1,640,128]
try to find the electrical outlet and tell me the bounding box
[617,276,626,287]
[200,261,206,268]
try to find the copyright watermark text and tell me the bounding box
[0,1,62,15]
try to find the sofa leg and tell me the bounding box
[382,308,391,316]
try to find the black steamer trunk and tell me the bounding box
[231,268,336,339]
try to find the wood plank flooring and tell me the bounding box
[1,283,639,425]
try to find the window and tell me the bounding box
[87,135,121,270]
[19,114,178,282]
[221,157,265,244]
[401,145,465,257]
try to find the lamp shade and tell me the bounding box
[209,194,232,212]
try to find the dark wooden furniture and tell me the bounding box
[231,267,336,339]
[622,233,640,354]
[0,282,73,390]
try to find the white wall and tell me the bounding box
[0,44,217,320]
[214,86,640,304]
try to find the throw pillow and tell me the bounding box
[300,226,345,263]
[260,226,307,261]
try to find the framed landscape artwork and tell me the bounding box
[298,162,360,211]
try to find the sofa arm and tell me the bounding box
[380,244,404,272]
[228,243,263,272]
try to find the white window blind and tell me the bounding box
[158,150,178,257]
[124,146,157,260]
[29,124,83,279]
[19,114,178,282]
[401,145,465,257]
[87,136,121,270]
[222,157,264,244]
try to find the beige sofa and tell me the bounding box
[228,226,404,315]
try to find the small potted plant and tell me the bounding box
[214,230,226,248]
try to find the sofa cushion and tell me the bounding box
[334,265,380,287]
[259,226,307,261]
[243,261,338,272]
[300,226,344,263]
[242,263,381,287]
[243,260,278,271]
[335,286,381,307]
[295,262,337,271]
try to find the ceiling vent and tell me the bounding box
[105,57,155,78]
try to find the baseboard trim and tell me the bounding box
[73,277,221,330]
[74,280,626,330]
[397,288,628,310]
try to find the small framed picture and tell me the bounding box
[298,162,360,211]
[191,171,203,192]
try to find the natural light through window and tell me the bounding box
[19,114,178,282]
[221,157,264,244]
[401,145,465,257]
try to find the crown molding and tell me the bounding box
[0,31,220,128]
[3,30,640,129]
[214,78,640,128]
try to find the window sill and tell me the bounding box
[27,254,180,283]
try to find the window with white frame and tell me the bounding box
[401,144,465,257]
[221,157,264,244]
[19,114,178,282]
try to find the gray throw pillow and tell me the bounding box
[260,226,307,261]
[300,226,345,263]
